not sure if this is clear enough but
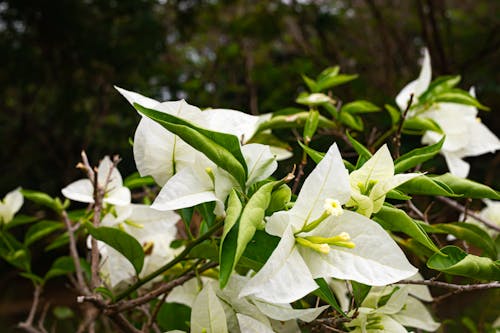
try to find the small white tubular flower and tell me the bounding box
[240,143,417,304]
[324,198,343,216]
[98,204,179,289]
[347,145,420,217]
[61,156,131,206]
[395,50,500,178]
[0,187,23,224]
[345,285,440,333]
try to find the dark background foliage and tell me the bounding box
[0,0,499,331]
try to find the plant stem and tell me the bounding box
[114,220,223,301]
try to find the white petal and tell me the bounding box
[151,167,218,211]
[166,278,202,307]
[239,226,318,304]
[391,296,440,331]
[252,299,328,322]
[443,152,470,178]
[115,86,162,110]
[242,144,277,186]
[281,143,350,232]
[61,179,94,203]
[105,187,131,206]
[203,108,261,143]
[270,146,293,161]
[376,316,408,333]
[301,211,417,286]
[237,314,274,333]
[350,145,394,192]
[191,284,228,333]
[97,156,123,191]
[460,120,500,157]
[371,173,421,214]
[377,287,409,315]
[3,187,23,220]
[100,245,135,288]
[134,117,197,186]
[396,48,431,110]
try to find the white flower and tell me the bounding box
[347,144,421,217]
[0,187,23,224]
[395,49,500,178]
[150,143,277,217]
[167,274,328,333]
[239,143,418,304]
[115,86,275,187]
[345,284,440,333]
[61,156,131,206]
[98,204,179,288]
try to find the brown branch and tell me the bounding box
[107,261,217,314]
[392,93,414,159]
[62,210,89,294]
[397,279,500,291]
[18,285,43,333]
[437,196,500,232]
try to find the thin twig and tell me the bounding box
[62,211,88,294]
[142,293,167,333]
[437,196,500,232]
[18,284,43,332]
[397,279,500,291]
[108,261,217,314]
[114,221,223,301]
[392,93,414,159]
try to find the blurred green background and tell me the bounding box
[0,0,499,331]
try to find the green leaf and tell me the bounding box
[24,220,63,247]
[433,89,489,111]
[303,109,320,143]
[19,272,44,285]
[220,183,274,288]
[419,75,461,102]
[373,206,441,254]
[158,302,191,332]
[341,100,380,114]
[420,222,497,259]
[44,232,70,252]
[123,172,156,189]
[317,66,340,82]
[247,132,291,151]
[296,92,333,106]
[256,112,336,132]
[266,185,292,216]
[385,104,401,125]
[313,278,346,316]
[5,215,39,230]
[397,175,457,197]
[85,222,144,275]
[239,230,280,271]
[298,141,325,164]
[21,189,62,212]
[45,256,78,280]
[316,74,358,92]
[351,281,371,307]
[432,173,500,199]
[301,74,317,92]
[219,190,243,288]
[135,103,248,188]
[339,111,364,131]
[197,202,216,228]
[427,246,500,280]
[402,117,442,135]
[346,131,372,167]
[386,189,412,201]
[394,136,445,173]
[53,306,74,320]
[0,230,31,271]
